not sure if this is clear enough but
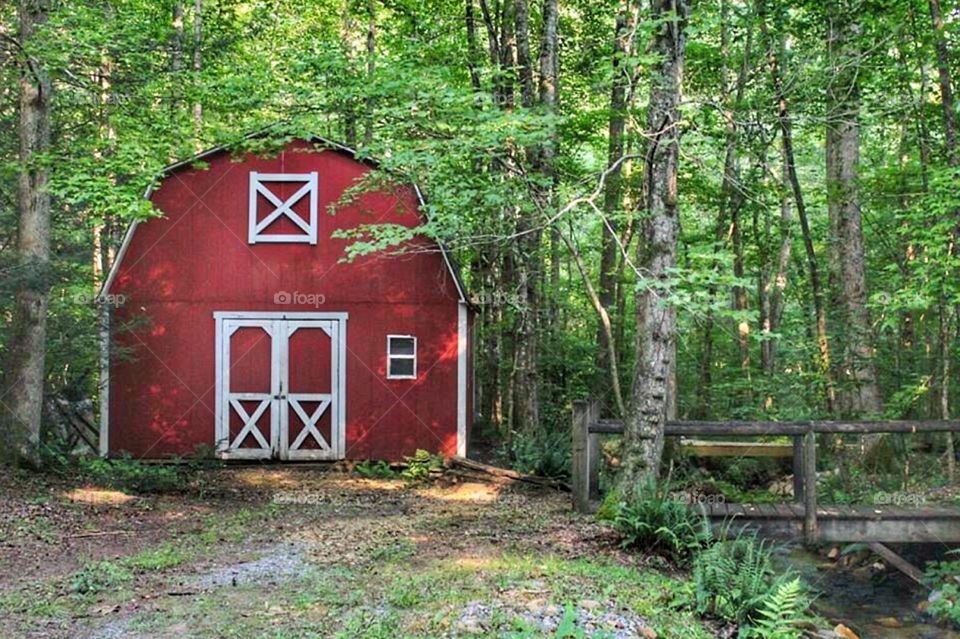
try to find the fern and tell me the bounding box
[612,479,712,563]
[694,533,775,623]
[740,578,810,639]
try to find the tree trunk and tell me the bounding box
[2,0,52,467]
[363,0,376,147]
[929,0,957,166]
[616,0,690,496]
[695,4,751,416]
[514,0,535,109]
[171,1,184,101]
[939,306,956,480]
[465,0,482,91]
[825,2,882,418]
[192,0,202,149]
[760,145,793,376]
[758,0,835,413]
[929,0,957,475]
[595,1,636,411]
[722,6,752,390]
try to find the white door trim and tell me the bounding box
[214,311,347,460]
[457,302,468,457]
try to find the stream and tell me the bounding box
[784,547,959,639]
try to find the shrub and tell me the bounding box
[716,456,781,488]
[70,561,131,595]
[924,553,960,629]
[611,480,712,563]
[693,531,810,634]
[401,449,444,483]
[502,429,570,479]
[355,459,396,478]
[80,454,188,494]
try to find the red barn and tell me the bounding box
[99,137,473,461]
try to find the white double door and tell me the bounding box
[215,313,346,460]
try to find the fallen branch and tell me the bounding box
[450,456,570,491]
[67,530,135,539]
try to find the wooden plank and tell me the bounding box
[571,400,590,513]
[666,421,811,436]
[868,543,927,585]
[774,503,795,519]
[588,419,960,436]
[700,502,960,543]
[590,419,626,434]
[804,420,960,434]
[818,518,960,543]
[803,431,818,544]
[587,427,600,501]
[679,440,794,458]
[755,503,778,518]
[792,436,804,502]
[704,502,727,518]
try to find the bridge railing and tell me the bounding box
[571,398,960,543]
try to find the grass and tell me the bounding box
[0,468,712,638]
[125,543,191,571]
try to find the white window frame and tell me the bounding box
[248,171,319,245]
[386,334,417,379]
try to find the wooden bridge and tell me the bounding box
[571,400,960,550]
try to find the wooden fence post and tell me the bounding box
[572,399,601,513]
[792,435,804,503]
[803,430,818,544]
[572,400,590,513]
[586,400,600,503]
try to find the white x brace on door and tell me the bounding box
[214,312,347,460]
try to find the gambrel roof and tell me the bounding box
[101,133,470,305]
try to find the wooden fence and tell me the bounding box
[571,399,960,544]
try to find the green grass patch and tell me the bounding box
[125,543,190,572]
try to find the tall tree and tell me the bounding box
[595,0,638,414]
[2,0,52,466]
[510,0,542,434]
[928,0,957,478]
[825,0,882,417]
[192,0,202,149]
[758,0,836,413]
[616,0,690,494]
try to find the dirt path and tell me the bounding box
[0,467,710,638]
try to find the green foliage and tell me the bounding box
[924,553,960,629]
[400,449,444,483]
[80,454,189,494]
[693,531,810,635]
[124,544,188,572]
[70,561,131,596]
[739,579,810,639]
[354,460,396,479]
[611,481,712,563]
[507,604,618,639]
[714,457,782,489]
[501,429,571,479]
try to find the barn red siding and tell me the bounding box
[107,140,468,460]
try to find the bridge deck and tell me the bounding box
[703,502,960,543]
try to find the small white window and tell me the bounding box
[248,171,318,244]
[387,335,417,379]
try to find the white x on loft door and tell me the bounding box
[215,313,346,460]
